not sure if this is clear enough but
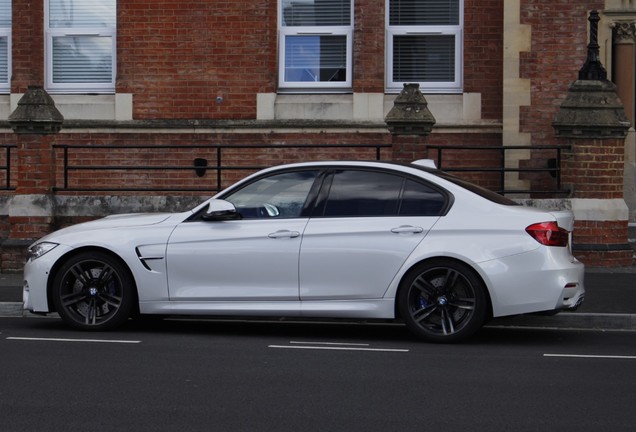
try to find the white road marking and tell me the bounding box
[269,344,408,353]
[544,353,636,360]
[7,337,141,344]
[289,341,370,346]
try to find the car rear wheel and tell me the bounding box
[52,252,135,330]
[398,260,487,343]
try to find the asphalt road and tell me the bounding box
[1,317,636,432]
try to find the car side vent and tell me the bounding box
[136,247,164,271]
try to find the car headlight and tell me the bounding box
[26,242,59,262]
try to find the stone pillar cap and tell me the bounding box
[8,86,64,134]
[385,83,436,136]
[553,79,630,139]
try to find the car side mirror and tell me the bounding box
[201,199,242,221]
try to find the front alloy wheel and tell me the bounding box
[52,252,135,330]
[398,260,487,342]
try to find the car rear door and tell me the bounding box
[299,168,448,300]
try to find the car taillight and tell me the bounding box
[525,222,569,247]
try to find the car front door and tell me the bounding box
[300,169,448,300]
[166,170,320,301]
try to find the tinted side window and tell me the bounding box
[225,170,319,219]
[323,170,403,217]
[399,179,446,216]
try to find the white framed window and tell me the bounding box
[386,0,463,93]
[45,0,116,93]
[279,0,353,90]
[0,0,10,93]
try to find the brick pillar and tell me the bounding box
[385,84,436,162]
[1,86,63,271]
[553,12,632,266]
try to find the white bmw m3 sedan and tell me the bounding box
[23,160,584,342]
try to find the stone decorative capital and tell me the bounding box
[610,20,636,42]
[8,86,64,134]
[384,83,436,136]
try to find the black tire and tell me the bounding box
[52,251,135,331]
[398,260,487,343]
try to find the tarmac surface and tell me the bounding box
[1,265,635,330]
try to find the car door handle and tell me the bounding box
[391,225,424,234]
[268,230,300,239]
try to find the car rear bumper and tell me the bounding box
[480,248,585,318]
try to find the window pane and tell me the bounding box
[393,35,455,82]
[324,171,403,217]
[389,0,459,26]
[49,0,116,28]
[226,171,319,219]
[399,180,446,216]
[0,0,10,27]
[52,36,113,83]
[0,38,6,83]
[285,35,346,82]
[282,0,351,26]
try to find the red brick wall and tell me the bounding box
[353,0,385,93]
[561,140,626,199]
[117,0,278,120]
[11,0,44,91]
[8,1,504,123]
[519,0,604,145]
[49,132,393,194]
[464,0,504,121]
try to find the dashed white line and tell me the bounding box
[544,353,636,360]
[7,337,141,344]
[269,343,408,353]
[289,341,370,346]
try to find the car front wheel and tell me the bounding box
[398,260,487,343]
[52,252,135,330]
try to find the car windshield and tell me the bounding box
[412,165,519,206]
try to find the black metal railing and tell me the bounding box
[53,143,392,192]
[427,145,570,195]
[0,144,16,191]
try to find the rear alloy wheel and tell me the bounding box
[398,260,487,342]
[52,252,135,330]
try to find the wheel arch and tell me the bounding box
[46,246,140,314]
[393,256,494,322]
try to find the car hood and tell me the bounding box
[46,213,176,238]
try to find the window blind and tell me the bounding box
[0,38,7,83]
[389,0,459,26]
[282,0,351,26]
[47,0,115,90]
[52,36,113,83]
[393,35,455,82]
[0,0,9,85]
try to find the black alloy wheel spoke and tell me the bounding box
[440,307,455,335]
[85,298,97,325]
[95,264,115,287]
[448,297,476,311]
[60,291,90,308]
[412,275,438,297]
[69,263,95,288]
[98,293,122,309]
[412,303,438,323]
[441,269,460,294]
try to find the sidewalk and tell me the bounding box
[1,268,635,330]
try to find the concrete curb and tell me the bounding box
[2,301,635,331]
[490,312,636,331]
[0,302,24,317]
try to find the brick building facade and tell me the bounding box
[0,0,635,270]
